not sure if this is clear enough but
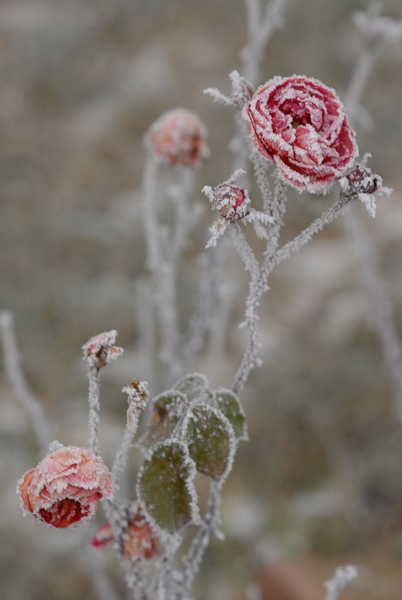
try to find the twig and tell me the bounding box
[0,311,52,456]
[232,191,357,394]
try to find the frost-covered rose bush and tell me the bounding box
[18,445,114,528]
[243,75,358,193]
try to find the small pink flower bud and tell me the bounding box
[211,183,251,221]
[18,445,114,529]
[82,330,123,369]
[145,108,209,168]
[91,502,160,561]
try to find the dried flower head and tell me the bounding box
[91,502,160,561]
[82,330,124,369]
[123,379,149,422]
[145,108,209,168]
[243,75,358,193]
[18,445,114,529]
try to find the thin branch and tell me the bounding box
[179,481,222,599]
[232,191,357,394]
[0,311,52,456]
[87,365,101,456]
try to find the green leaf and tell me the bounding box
[137,390,187,450]
[184,404,235,481]
[213,388,248,441]
[137,441,198,534]
[173,372,209,403]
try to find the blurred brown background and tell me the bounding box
[1,0,402,598]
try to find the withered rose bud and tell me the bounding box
[145,108,209,168]
[123,379,149,421]
[211,183,251,221]
[91,502,160,561]
[82,330,124,369]
[345,164,379,196]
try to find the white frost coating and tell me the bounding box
[0,310,52,456]
[86,362,102,456]
[324,566,358,600]
[203,87,232,106]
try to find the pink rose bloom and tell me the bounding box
[145,108,209,168]
[243,76,358,193]
[18,445,114,529]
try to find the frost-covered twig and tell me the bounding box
[345,210,402,421]
[324,565,358,600]
[0,310,52,456]
[112,380,149,487]
[228,223,260,282]
[83,546,122,600]
[232,190,357,394]
[182,247,224,374]
[179,481,222,599]
[141,154,182,381]
[82,331,124,456]
[87,365,101,456]
[342,3,402,421]
[242,0,289,86]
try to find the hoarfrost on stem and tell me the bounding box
[324,565,358,600]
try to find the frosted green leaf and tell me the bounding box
[137,390,187,450]
[184,404,234,481]
[213,388,248,441]
[137,441,198,534]
[173,372,209,403]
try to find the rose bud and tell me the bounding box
[345,163,379,196]
[82,330,123,369]
[18,445,114,529]
[211,183,251,221]
[145,108,209,168]
[243,75,358,193]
